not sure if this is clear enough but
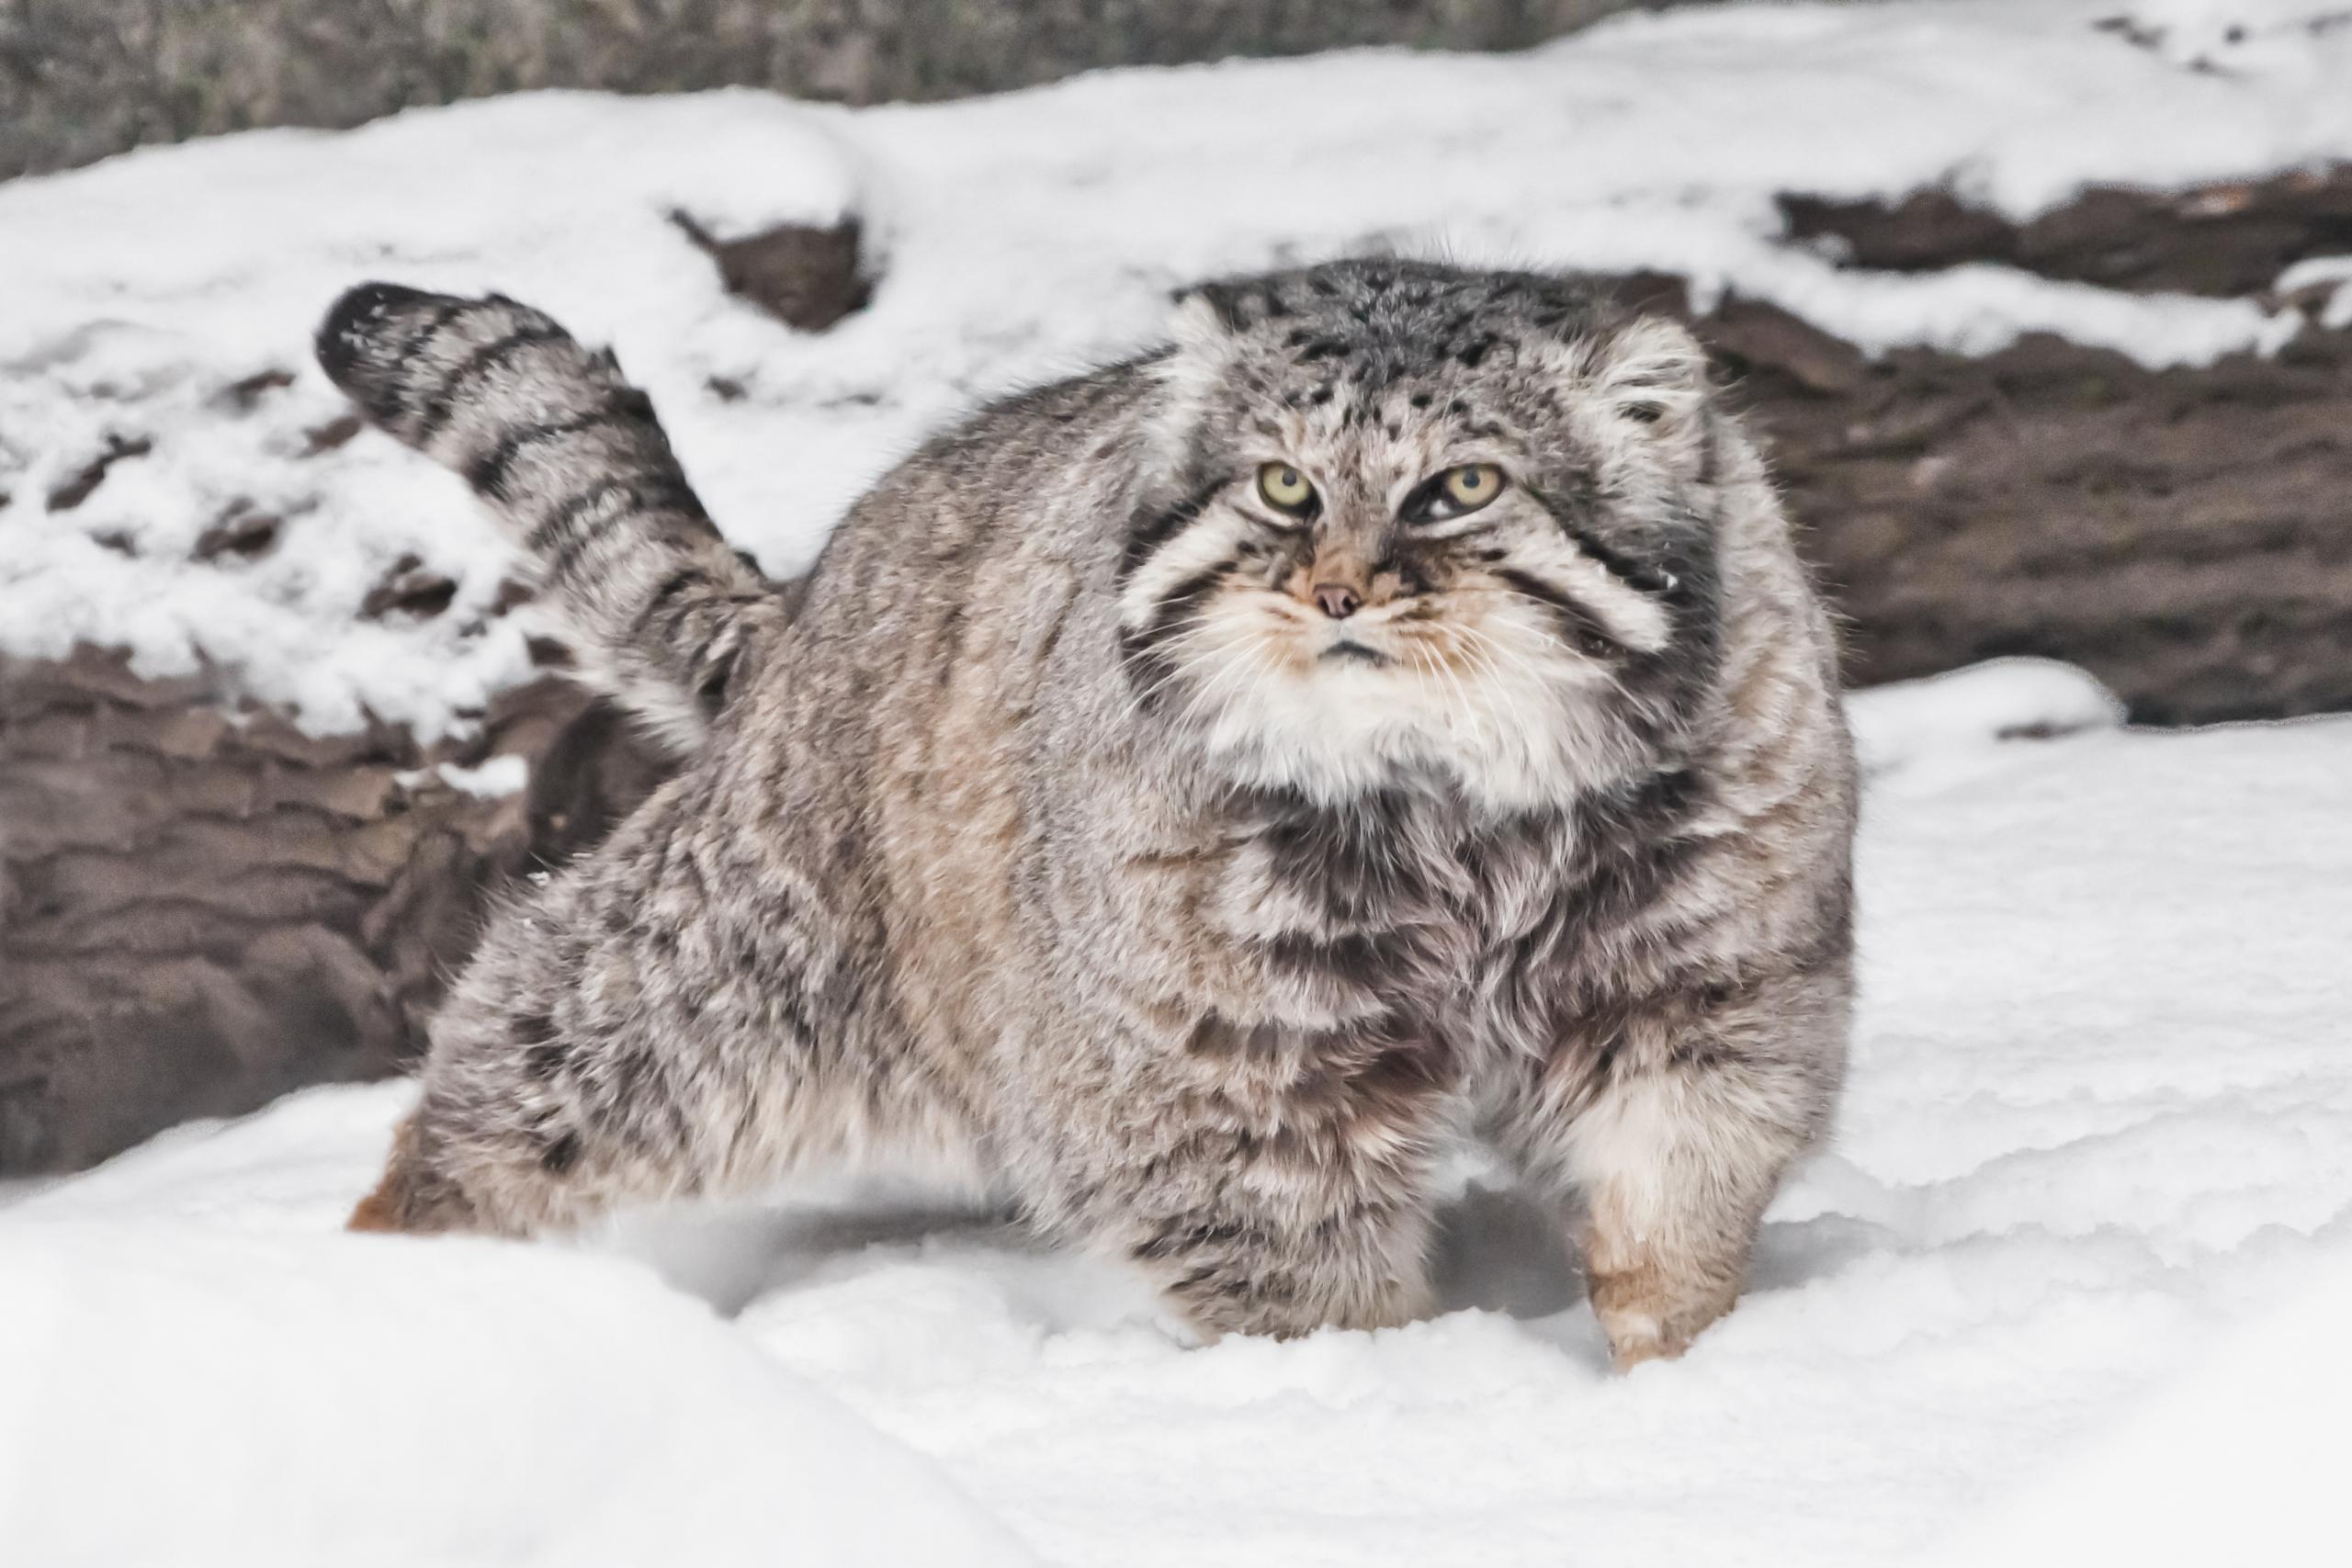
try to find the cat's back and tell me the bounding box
[725,356,1154,791]
[727,359,1158,1057]
[792,357,1157,653]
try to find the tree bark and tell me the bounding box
[0,650,669,1173]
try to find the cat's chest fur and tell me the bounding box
[1179,787,1570,1054]
[1169,772,1702,1079]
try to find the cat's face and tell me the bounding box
[1118,261,1724,810]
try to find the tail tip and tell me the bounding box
[315,280,439,393]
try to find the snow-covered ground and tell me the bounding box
[6,0,2352,1561]
[5,0,2350,735]
[6,660,2349,1565]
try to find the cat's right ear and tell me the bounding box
[1157,287,1250,398]
[1172,276,1301,336]
[1167,288,1236,355]
[1148,289,1244,479]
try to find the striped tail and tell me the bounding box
[315,282,783,751]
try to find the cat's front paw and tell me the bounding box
[1591,1269,1734,1372]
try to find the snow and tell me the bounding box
[0,1223,1037,1568]
[1847,656,2127,779]
[6,0,2352,736]
[433,754,532,798]
[1941,1251,2352,1567]
[6,2,2350,1554]
[6,660,2348,1566]
[2278,254,2352,329]
[2106,0,2352,70]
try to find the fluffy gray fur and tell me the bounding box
[318,259,1855,1366]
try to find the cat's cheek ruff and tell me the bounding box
[1167,588,1667,813]
[1115,502,1258,628]
[1495,548,1673,657]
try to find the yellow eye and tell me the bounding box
[1441,463,1506,513]
[1257,461,1317,514]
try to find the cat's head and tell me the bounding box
[1118,259,1726,811]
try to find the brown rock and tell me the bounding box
[673,212,873,333]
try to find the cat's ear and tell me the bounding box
[1593,316,1711,433]
[1170,278,1294,336]
[1578,315,1714,472]
[1148,288,1247,477]
[1157,284,1260,402]
[1167,286,1240,354]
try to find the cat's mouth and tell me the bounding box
[1319,638,1390,667]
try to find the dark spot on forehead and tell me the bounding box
[1183,261,1634,458]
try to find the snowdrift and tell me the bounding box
[6,661,2348,1565]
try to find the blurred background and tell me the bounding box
[3,0,2347,1174]
[6,3,1807,181]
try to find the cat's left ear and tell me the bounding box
[1166,288,1238,364]
[1583,316,1714,472]
[1170,279,1277,336]
[1148,287,1250,477]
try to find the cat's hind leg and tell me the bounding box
[351,779,910,1238]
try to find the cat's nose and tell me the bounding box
[1311,582,1363,619]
